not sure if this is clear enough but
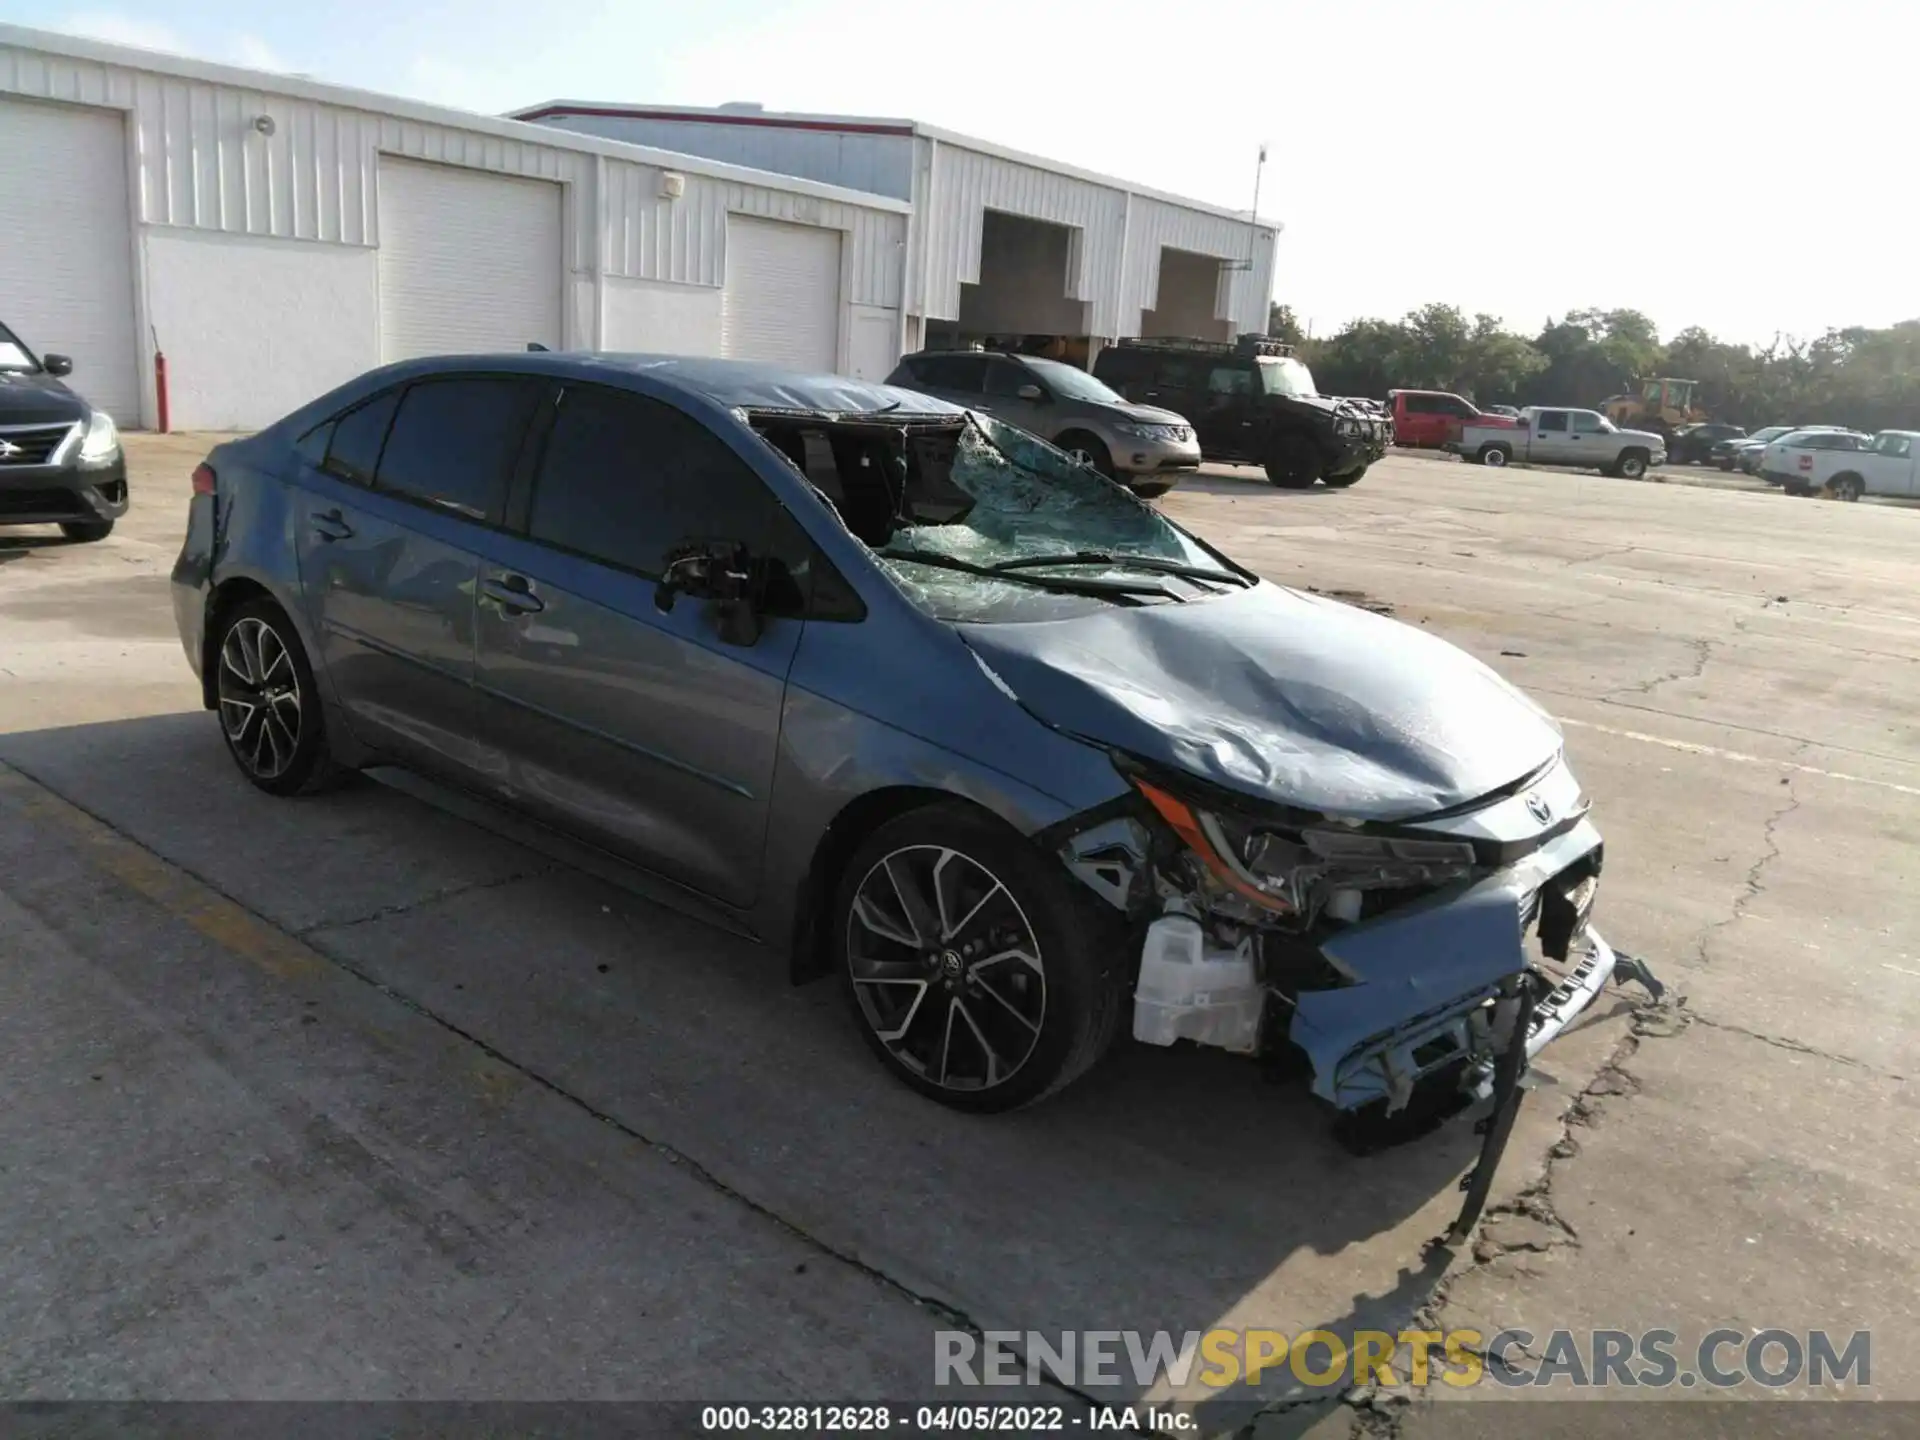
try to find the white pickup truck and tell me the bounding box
[1769,429,1920,501]
[1445,407,1667,478]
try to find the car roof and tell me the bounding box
[387,351,964,418]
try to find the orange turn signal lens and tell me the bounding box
[1131,778,1292,913]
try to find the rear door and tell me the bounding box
[468,382,805,908]
[1397,393,1439,447]
[292,374,542,778]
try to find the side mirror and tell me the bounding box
[1016,383,1045,401]
[42,354,73,377]
[654,539,762,645]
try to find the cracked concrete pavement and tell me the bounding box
[1,438,1914,1427]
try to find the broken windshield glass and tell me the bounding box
[871,414,1241,621]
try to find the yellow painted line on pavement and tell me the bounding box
[0,759,525,1105]
[1559,717,1920,798]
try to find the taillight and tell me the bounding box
[192,463,216,496]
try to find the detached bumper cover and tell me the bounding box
[1288,821,1627,1112]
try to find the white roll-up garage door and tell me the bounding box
[721,216,842,373]
[377,158,562,361]
[0,98,140,423]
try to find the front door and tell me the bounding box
[1530,409,1574,463]
[468,381,803,910]
[1567,409,1613,468]
[292,375,542,779]
[1198,361,1258,460]
[978,357,1049,435]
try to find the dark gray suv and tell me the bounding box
[170,352,1651,1168]
[885,350,1199,496]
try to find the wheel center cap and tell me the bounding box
[939,949,963,977]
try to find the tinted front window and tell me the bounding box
[1572,411,1608,433]
[1207,366,1253,396]
[530,384,774,576]
[323,389,401,484]
[983,360,1030,398]
[374,378,541,524]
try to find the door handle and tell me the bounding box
[310,508,353,542]
[482,574,545,615]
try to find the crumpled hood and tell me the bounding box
[959,583,1562,820]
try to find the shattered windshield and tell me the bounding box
[874,414,1246,622]
[1257,356,1319,398]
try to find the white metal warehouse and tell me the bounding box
[0,22,1278,433]
[0,23,909,431]
[514,102,1280,368]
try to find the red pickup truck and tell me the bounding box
[1387,390,1484,449]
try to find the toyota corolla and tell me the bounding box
[170,353,1657,1189]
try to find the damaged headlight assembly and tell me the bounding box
[1065,758,1663,1243]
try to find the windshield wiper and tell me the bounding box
[987,550,1250,588]
[877,549,1178,604]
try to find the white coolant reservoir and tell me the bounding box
[1132,912,1265,1054]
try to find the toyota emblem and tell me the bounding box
[1525,792,1553,825]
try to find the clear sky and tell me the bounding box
[11,0,1915,347]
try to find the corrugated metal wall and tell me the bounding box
[0,39,905,307]
[602,161,903,307]
[532,114,914,201]
[907,136,1274,339]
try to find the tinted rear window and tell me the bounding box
[529,384,776,577]
[374,377,542,525]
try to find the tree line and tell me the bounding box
[1270,303,1920,432]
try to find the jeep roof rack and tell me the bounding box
[1115,334,1296,358]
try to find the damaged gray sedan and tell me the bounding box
[171,355,1658,1199]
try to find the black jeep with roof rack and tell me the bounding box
[1093,334,1391,489]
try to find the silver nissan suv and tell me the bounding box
[885,350,1200,497]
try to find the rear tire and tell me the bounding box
[833,802,1124,1112]
[59,520,113,542]
[1830,474,1864,502]
[1478,444,1511,468]
[1057,431,1115,480]
[212,596,349,797]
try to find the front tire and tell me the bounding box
[59,520,114,542]
[1323,465,1367,488]
[1056,431,1116,480]
[1617,449,1650,480]
[834,803,1123,1112]
[1131,479,1175,499]
[212,597,347,797]
[1263,434,1321,489]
